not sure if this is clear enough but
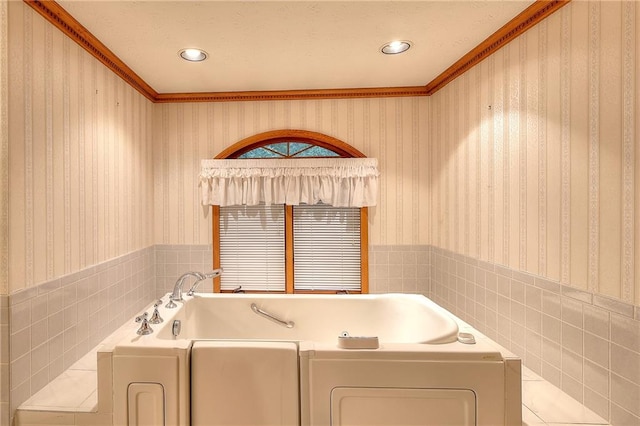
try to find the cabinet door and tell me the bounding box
[331,387,476,426]
[191,341,299,426]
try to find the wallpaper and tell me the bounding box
[153,97,431,247]
[429,1,640,305]
[7,0,640,310]
[6,2,155,293]
[1,0,8,296]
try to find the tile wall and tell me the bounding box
[7,247,155,417]
[154,244,432,297]
[155,245,215,297]
[368,245,431,295]
[6,242,640,426]
[1,295,8,426]
[430,246,640,426]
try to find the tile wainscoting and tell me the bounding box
[1,295,8,426]
[430,246,640,426]
[155,245,215,297]
[154,244,432,296]
[6,247,155,420]
[369,245,431,295]
[4,243,639,426]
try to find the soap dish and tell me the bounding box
[457,332,476,344]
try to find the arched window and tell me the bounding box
[211,130,369,294]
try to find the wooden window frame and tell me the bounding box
[211,130,369,294]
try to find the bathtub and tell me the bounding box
[110,293,521,425]
[157,293,460,343]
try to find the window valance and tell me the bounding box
[200,158,379,207]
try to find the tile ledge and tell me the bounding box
[448,311,612,426]
[15,313,136,425]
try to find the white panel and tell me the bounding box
[331,387,476,426]
[127,383,165,426]
[191,341,298,426]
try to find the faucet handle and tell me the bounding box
[134,312,153,335]
[135,312,149,323]
[149,304,164,324]
[153,299,163,308]
[187,281,201,296]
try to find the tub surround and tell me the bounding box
[14,294,609,426]
[431,246,640,425]
[155,245,217,298]
[17,293,519,425]
[15,321,127,426]
[154,243,640,425]
[1,295,9,426]
[368,245,431,294]
[6,243,640,425]
[155,244,432,297]
[7,247,155,418]
[108,293,482,426]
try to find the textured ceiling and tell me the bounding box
[56,1,536,94]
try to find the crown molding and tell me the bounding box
[155,86,429,103]
[425,0,571,95]
[23,0,158,102]
[23,0,569,103]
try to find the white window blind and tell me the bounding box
[219,204,285,292]
[293,204,361,291]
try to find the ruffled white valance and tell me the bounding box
[200,158,379,207]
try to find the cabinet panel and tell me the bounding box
[331,387,476,426]
[127,383,165,426]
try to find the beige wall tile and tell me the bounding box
[611,343,640,386]
[584,359,609,397]
[584,332,609,369]
[10,327,30,361]
[584,304,610,340]
[611,314,640,353]
[562,323,583,356]
[583,387,609,421]
[542,314,561,343]
[611,373,640,417]
[561,348,583,382]
[561,297,583,328]
[610,402,640,426]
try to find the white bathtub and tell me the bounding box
[109,293,521,426]
[157,293,460,343]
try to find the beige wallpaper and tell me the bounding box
[153,98,431,247]
[429,0,640,305]
[7,2,155,293]
[1,0,8,296]
[7,0,638,309]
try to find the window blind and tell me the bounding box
[219,204,285,292]
[293,204,361,291]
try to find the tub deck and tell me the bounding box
[16,306,610,426]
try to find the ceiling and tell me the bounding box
[56,1,536,94]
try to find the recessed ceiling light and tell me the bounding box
[380,40,412,55]
[179,48,208,62]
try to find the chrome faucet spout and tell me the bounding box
[187,268,223,296]
[203,268,223,279]
[166,271,205,308]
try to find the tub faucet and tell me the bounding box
[187,269,223,296]
[166,271,206,308]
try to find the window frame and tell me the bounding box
[211,129,369,294]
